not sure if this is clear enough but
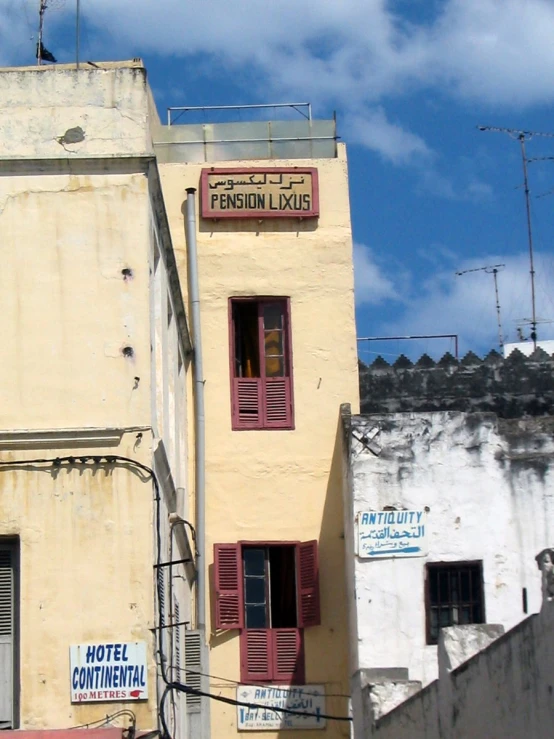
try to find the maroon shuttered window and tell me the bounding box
[215,540,320,683]
[296,540,321,628]
[241,629,305,684]
[230,298,294,430]
[240,629,273,683]
[214,544,244,630]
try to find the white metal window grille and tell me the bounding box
[184,631,202,713]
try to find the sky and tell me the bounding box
[3,0,554,363]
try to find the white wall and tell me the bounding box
[347,411,554,687]
[367,604,554,739]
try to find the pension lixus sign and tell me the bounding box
[200,168,319,219]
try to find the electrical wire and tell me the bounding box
[175,666,351,698]
[160,682,351,723]
[66,709,137,730]
[0,454,172,737]
[0,455,353,727]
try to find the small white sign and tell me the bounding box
[358,510,428,558]
[70,641,148,703]
[237,685,326,731]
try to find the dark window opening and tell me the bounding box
[233,302,260,379]
[426,561,484,645]
[230,298,293,430]
[243,546,296,629]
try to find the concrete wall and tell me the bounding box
[346,410,554,691]
[367,605,554,739]
[359,349,554,417]
[158,146,359,739]
[0,62,152,160]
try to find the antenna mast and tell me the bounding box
[477,125,554,349]
[76,0,80,69]
[456,264,506,350]
[37,0,47,66]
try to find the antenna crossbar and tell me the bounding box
[477,124,550,348]
[456,264,505,350]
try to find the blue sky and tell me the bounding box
[3,0,554,362]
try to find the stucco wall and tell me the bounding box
[369,606,554,739]
[0,433,156,729]
[347,411,554,689]
[158,147,359,739]
[0,63,152,160]
[0,164,152,430]
[0,63,192,735]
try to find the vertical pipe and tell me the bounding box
[519,135,538,349]
[184,188,205,633]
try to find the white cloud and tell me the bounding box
[353,242,400,306]
[5,0,554,164]
[347,107,430,165]
[380,251,554,354]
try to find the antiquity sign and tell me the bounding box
[70,641,148,703]
[200,168,319,219]
[358,510,428,559]
[237,684,326,730]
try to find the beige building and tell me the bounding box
[0,61,193,739]
[0,60,359,739]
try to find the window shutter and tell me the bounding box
[184,631,202,713]
[174,599,181,674]
[214,544,244,629]
[273,629,305,684]
[0,549,13,728]
[240,629,272,683]
[233,378,262,428]
[263,377,292,428]
[296,540,321,628]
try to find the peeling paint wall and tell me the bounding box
[0,63,152,160]
[347,410,554,698]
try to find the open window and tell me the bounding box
[425,561,485,645]
[214,541,320,683]
[229,298,294,430]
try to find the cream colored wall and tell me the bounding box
[159,146,359,739]
[0,64,191,737]
[0,63,152,160]
[0,166,152,430]
[0,432,156,729]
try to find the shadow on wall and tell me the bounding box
[314,411,352,736]
[198,217,319,235]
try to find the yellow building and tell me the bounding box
[0,61,194,739]
[156,103,359,738]
[0,61,359,739]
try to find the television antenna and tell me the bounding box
[37,0,47,65]
[456,264,505,350]
[36,0,65,65]
[476,125,554,349]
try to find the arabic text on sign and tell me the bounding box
[358,510,428,559]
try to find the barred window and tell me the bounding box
[426,561,485,645]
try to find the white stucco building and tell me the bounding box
[344,350,554,737]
